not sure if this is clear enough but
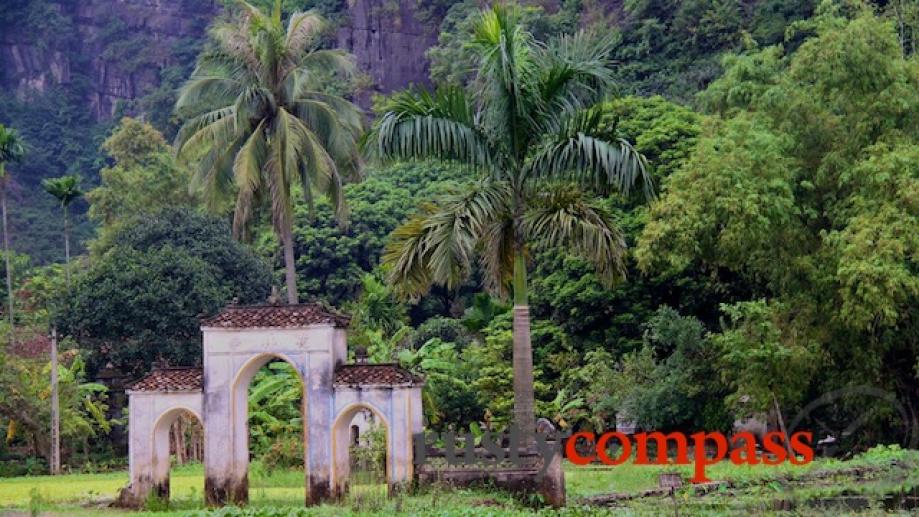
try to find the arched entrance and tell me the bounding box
[119,302,424,508]
[122,366,204,507]
[331,403,390,499]
[150,407,204,501]
[230,352,307,505]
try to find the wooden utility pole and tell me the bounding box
[2,178,14,345]
[50,327,60,475]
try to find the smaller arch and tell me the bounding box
[152,406,203,435]
[150,406,205,502]
[331,402,392,499]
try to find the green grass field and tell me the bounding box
[3,447,918,516]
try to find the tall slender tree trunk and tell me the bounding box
[1,181,14,343]
[511,247,535,448]
[50,327,60,475]
[62,204,70,284]
[282,224,298,304]
[172,418,187,465]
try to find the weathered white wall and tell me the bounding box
[126,391,202,501]
[128,322,422,507]
[330,385,423,496]
[201,324,347,505]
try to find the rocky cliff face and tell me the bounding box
[0,0,218,119]
[0,0,440,119]
[337,0,438,104]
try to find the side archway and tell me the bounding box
[123,368,204,508]
[150,406,204,500]
[331,402,391,498]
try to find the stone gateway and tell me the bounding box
[119,303,424,507]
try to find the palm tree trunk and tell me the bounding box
[511,249,535,448]
[63,204,70,285]
[1,180,13,343]
[282,224,298,304]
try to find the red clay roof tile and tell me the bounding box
[200,303,350,329]
[334,364,423,387]
[128,367,203,392]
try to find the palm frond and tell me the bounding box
[383,180,512,300]
[183,114,248,211]
[526,107,653,198]
[284,10,325,62]
[0,126,25,166]
[479,214,515,299]
[41,174,83,206]
[174,106,236,158]
[371,86,493,168]
[265,109,296,235]
[175,74,247,114]
[523,184,628,284]
[467,3,540,157]
[232,119,267,237]
[536,30,617,132]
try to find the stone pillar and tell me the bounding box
[203,354,244,506]
[539,446,566,508]
[151,415,172,500]
[304,342,333,504]
[388,388,416,487]
[331,412,352,499]
[125,393,154,505]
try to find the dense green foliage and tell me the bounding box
[0,351,113,475]
[247,361,304,471]
[87,118,198,243]
[1,0,918,479]
[55,208,271,376]
[260,162,470,306]
[637,5,919,446]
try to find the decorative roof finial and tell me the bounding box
[354,346,368,364]
[267,286,281,306]
[229,297,240,307]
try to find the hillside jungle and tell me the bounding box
[0,0,918,514]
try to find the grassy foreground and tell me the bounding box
[2,447,917,516]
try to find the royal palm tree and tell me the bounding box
[371,5,651,441]
[175,0,362,304]
[42,174,83,284]
[0,125,24,339]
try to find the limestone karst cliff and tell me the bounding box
[0,0,218,119]
[336,0,438,105]
[0,0,440,119]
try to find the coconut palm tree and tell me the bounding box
[370,5,651,441]
[0,124,24,339]
[42,174,83,284]
[175,0,363,304]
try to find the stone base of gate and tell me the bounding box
[204,476,249,507]
[114,475,175,509]
[416,452,565,508]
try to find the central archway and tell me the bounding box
[230,352,307,505]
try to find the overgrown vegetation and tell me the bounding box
[0,1,917,515]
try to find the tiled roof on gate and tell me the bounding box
[200,303,350,329]
[128,367,203,392]
[334,364,423,387]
